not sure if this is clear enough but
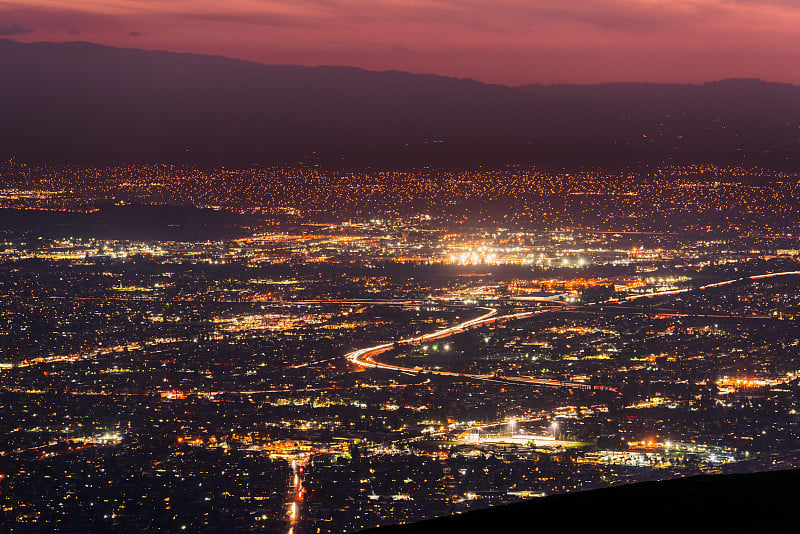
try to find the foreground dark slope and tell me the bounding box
[1,39,799,167]
[361,469,800,533]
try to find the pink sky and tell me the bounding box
[1,0,798,85]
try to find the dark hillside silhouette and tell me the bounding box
[361,468,800,533]
[2,39,799,168]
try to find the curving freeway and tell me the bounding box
[345,305,616,392]
[345,270,800,394]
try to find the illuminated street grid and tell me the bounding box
[3,163,800,533]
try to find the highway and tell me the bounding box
[605,270,800,304]
[345,305,616,392]
[345,270,800,393]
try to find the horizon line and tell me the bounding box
[2,37,797,90]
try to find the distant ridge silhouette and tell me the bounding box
[1,38,798,168]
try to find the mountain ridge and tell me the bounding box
[2,38,799,168]
[6,38,796,90]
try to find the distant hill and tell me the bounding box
[1,39,799,168]
[360,468,800,533]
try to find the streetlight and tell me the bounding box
[551,421,558,441]
[509,418,516,437]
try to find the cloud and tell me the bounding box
[0,0,797,84]
[366,0,722,34]
[180,11,324,29]
[726,0,800,8]
[0,23,34,36]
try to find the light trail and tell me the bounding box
[610,270,800,304]
[345,270,800,394]
[286,458,305,534]
[345,306,615,392]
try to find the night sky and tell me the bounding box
[1,0,798,85]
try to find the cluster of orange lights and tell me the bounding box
[509,277,644,292]
[160,390,187,400]
[716,378,770,388]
